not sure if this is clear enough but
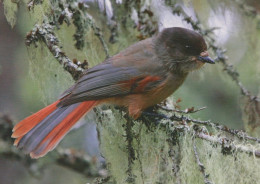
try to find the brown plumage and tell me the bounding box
[12,27,214,158]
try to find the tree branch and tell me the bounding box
[170,5,259,103]
[25,22,85,80]
[148,112,260,158]
[124,115,137,183]
[192,139,213,184]
[3,1,260,183]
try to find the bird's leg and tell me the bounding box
[143,105,169,119]
[139,106,169,127]
[141,111,168,120]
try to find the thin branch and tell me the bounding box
[170,5,259,103]
[192,139,213,184]
[67,2,110,57]
[27,0,43,11]
[166,129,182,184]
[124,115,137,183]
[136,124,145,184]
[94,176,112,184]
[89,17,110,58]
[159,105,207,114]
[5,2,260,183]
[25,23,85,80]
[148,113,260,158]
[215,50,259,102]
[86,17,109,58]
[195,131,260,158]
[167,114,260,143]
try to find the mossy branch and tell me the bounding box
[192,139,213,184]
[66,1,110,57]
[25,22,85,80]
[124,115,136,183]
[22,3,260,182]
[150,111,260,158]
[2,0,260,183]
[170,3,260,133]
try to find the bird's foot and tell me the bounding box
[139,108,169,129]
[141,111,169,121]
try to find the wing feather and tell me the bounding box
[59,39,167,107]
[59,64,145,106]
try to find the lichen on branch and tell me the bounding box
[2,0,260,184]
[25,22,85,80]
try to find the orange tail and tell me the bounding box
[12,100,99,158]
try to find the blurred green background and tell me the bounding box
[0,0,260,183]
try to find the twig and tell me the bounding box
[166,129,182,184]
[168,119,260,159]
[192,139,213,184]
[139,117,260,164]
[67,2,110,57]
[27,0,43,11]
[170,5,259,103]
[124,115,136,183]
[160,106,207,114]
[94,176,111,184]
[195,131,260,158]
[168,114,260,143]
[71,8,88,50]
[88,16,110,58]
[136,124,145,184]
[69,2,110,57]
[215,50,259,102]
[4,1,260,182]
[25,23,85,80]
[191,120,260,143]
[150,114,260,159]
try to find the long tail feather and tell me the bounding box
[12,100,98,158]
[12,100,60,138]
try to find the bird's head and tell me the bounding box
[154,27,214,74]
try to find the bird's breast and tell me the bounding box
[106,73,187,119]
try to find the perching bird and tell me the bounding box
[12,27,214,158]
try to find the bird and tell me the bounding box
[12,27,214,158]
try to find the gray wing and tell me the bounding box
[59,38,167,107]
[58,62,147,106]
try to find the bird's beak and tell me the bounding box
[197,51,215,64]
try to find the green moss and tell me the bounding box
[26,0,51,23]
[27,43,74,104]
[3,0,18,28]
[99,110,178,183]
[179,135,204,184]
[98,109,260,184]
[7,1,260,183]
[98,109,128,183]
